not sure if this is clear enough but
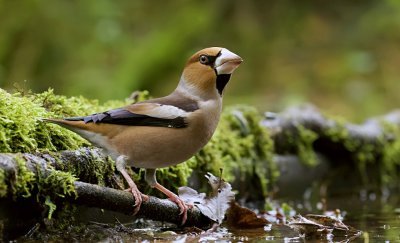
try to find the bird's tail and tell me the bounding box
[41,117,89,132]
[41,118,65,125]
[42,117,113,151]
[42,116,85,123]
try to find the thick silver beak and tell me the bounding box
[215,48,243,75]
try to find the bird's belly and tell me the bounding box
[110,126,212,169]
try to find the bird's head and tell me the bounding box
[179,47,242,99]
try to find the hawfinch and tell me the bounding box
[44,47,242,224]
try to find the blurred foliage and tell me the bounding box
[1,0,400,120]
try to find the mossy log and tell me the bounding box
[263,104,400,165]
[259,104,400,194]
[73,181,212,228]
[0,151,213,228]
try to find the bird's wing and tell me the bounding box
[65,102,190,128]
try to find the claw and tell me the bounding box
[145,169,191,225]
[151,182,191,225]
[125,186,142,214]
[124,188,149,215]
[116,156,147,215]
[168,195,189,224]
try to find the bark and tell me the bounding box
[73,181,212,228]
[0,152,213,228]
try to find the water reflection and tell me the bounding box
[17,195,400,242]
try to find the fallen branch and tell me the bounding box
[0,152,213,228]
[1,148,333,217]
[262,104,400,161]
[73,181,212,228]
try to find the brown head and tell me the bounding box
[178,47,242,99]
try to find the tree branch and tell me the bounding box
[0,152,213,228]
[73,181,212,228]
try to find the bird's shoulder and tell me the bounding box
[142,92,200,113]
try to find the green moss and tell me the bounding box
[382,138,400,166]
[12,155,35,198]
[36,168,77,219]
[323,116,363,153]
[324,118,349,143]
[45,196,58,219]
[6,153,78,218]
[323,115,400,186]
[37,169,77,199]
[0,88,84,152]
[56,148,115,187]
[0,169,7,197]
[294,124,319,166]
[354,143,379,185]
[379,122,400,184]
[280,123,319,166]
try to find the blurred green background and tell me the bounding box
[1,0,399,121]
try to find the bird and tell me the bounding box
[44,47,242,224]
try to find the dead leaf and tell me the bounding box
[287,214,362,240]
[305,214,349,231]
[225,201,269,229]
[178,186,206,205]
[288,215,333,239]
[178,172,235,224]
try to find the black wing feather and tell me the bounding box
[65,108,187,128]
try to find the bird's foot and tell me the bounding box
[167,194,192,225]
[124,187,148,215]
[148,174,192,225]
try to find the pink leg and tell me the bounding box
[145,169,191,224]
[153,182,189,224]
[116,156,148,214]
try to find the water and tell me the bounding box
[14,194,400,242]
[249,195,400,242]
[257,195,400,242]
[174,195,400,242]
[330,197,400,242]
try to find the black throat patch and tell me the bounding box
[216,74,231,95]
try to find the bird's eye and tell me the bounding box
[199,55,209,65]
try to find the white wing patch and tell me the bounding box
[141,104,188,119]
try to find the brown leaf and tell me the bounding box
[305,214,349,231]
[225,201,269,229]
[288,214,362,240]
[288,215,333,239]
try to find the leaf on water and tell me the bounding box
[225,201,269,229]
[288,215,333,239]
[305,214,349,231]
[288,214,362,240]
[178,172,235,224]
